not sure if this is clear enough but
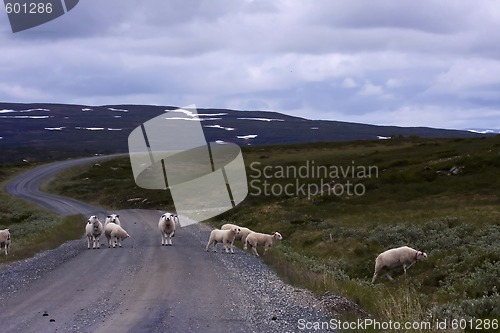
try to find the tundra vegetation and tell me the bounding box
[47,136,500,332]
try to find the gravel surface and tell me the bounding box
[184,223,335,333]
[0,239,85,300]
[0,220,346,333]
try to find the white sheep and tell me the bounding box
[0,228,11,255]
[105,214,121,226]
[158,213,176,246]
[104,219,130,248]
[245,231,283,257]
[221,223,254,250]
[85,215,103,249]
[206,227,240,253]
[372,246,428,283]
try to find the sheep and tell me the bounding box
[104,218,130,248]
[245,231,282,257]
[158,213,176,246]
[0,228,10,255]
[372,246,428,283]
[221,223,254,250]
[105,214,121,226]
[206,227,240,253]
[85,215,103,249]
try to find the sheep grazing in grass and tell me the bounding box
[85,215,103,249]
[372,246,428,283]
[0,228,11,255]
[104,217,130,248]
[105,214,121,226]
[221,223,254,250]
[158,213,176,246]
[245,231,282,257]
[206,227,240,253]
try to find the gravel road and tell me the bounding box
[1,155,339,333]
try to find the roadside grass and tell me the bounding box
[0,164,85,266]
[45,136,500,331]
[44,159,175,211]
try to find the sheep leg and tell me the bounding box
[251,246,260,257]
[167,233,173,246]
[230,239,235,254]
[95,236,100,249]
[224,240,232,253]
[87,235,92,249]
[372,272,378,283]
[405,262,415,272]
[385,272,393,281]
[206,240,217,252]
[161,232,166,246]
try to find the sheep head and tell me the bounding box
[272,232,283,240]
[416,251,428,261]
[88,215,100,224]
[107,214,120,223]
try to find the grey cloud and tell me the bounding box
[1,0,499,129]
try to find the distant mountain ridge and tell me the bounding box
[0,102,491,162]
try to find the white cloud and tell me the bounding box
[342,78,358,88]
[359,82,384,96]
[386,78,402,88]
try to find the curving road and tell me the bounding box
[5,155,125,216]
[1,155,333,333]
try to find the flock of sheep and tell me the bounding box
[84,213,285,258]
[85,214,131,249]
[206,223,283,256]
[0,214,428,284]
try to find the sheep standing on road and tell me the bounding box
[206,227,240,253]
[245,231,283,257]
[372,246,428,283]
[221,223,254,250]
[85,215,103,249]
[159,213,176,246]
[104,216,130,248]
[0,228,11,255]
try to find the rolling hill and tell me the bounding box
[0,102,490,163]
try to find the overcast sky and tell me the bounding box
[1,0,499,129]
